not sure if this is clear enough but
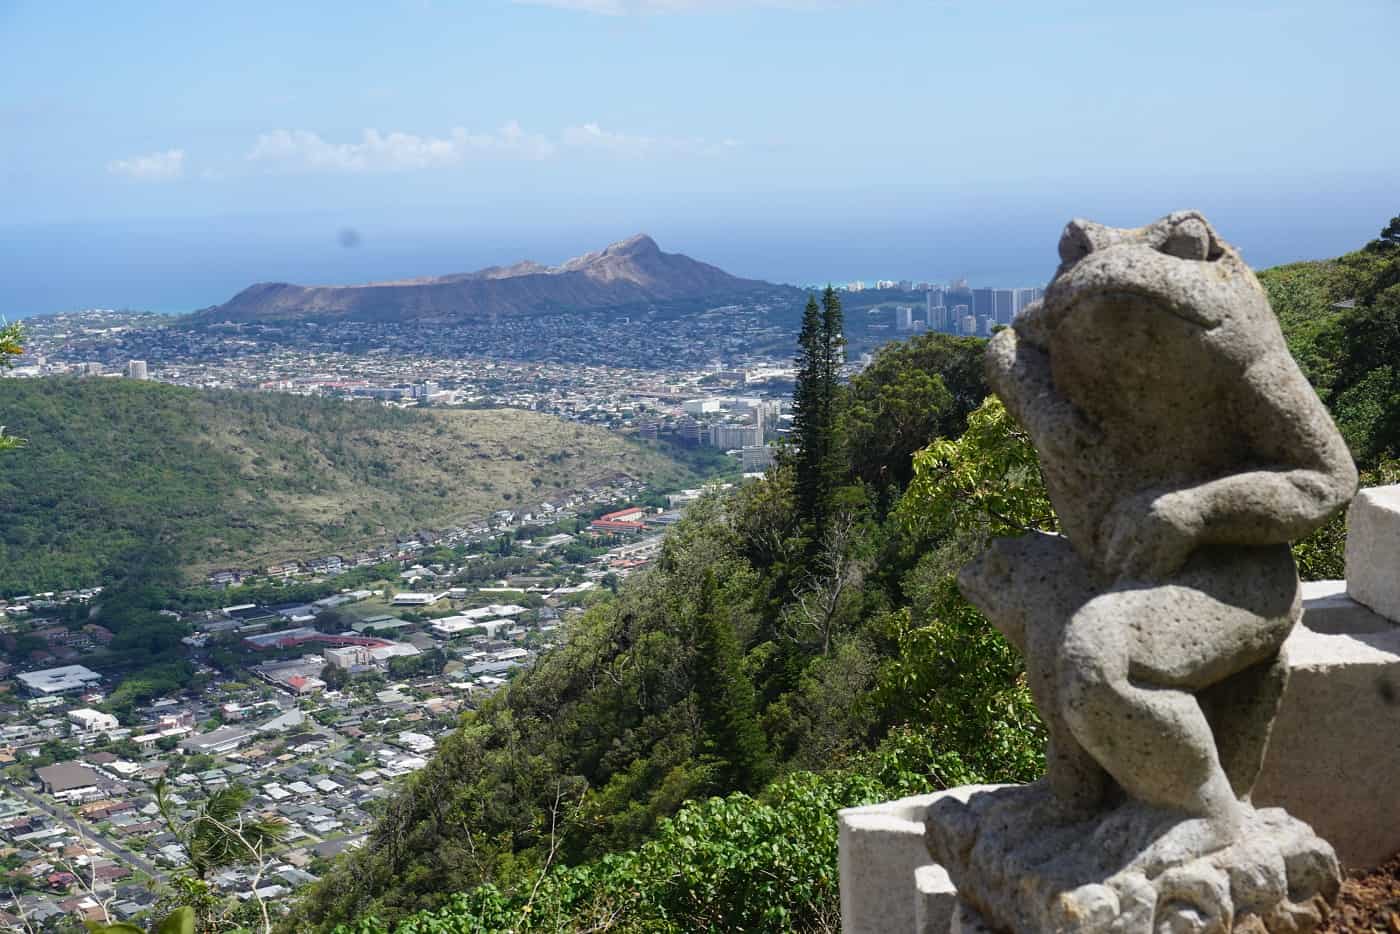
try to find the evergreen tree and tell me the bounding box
[817,285,847,504]
[692,571,773,791]
[789,289,847,537]
[791,296,825,528]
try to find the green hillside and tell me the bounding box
[1257,216,1400,465]
[289,219,1400,933]
[0,378,699,595]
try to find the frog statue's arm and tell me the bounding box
[1157,349,1354,543]
[984,316,1104,468]
[1098,344,1358,579]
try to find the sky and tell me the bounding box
[1,0,1397,316]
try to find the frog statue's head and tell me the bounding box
[1035,210,1272,341]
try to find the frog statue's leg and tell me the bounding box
[958,531,1111,818]
[1197,648,1290,801]
[1056,543,1299,837]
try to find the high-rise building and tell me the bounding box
[709,424,762,449]
[929,305,949,331]
[946,284,973,322]
[993,289,1016,325]
[895,306,914,331]
[82,362,104,377]
[125,360,148,380]
[926,289,946,330]
[972,288,995,320]
[960,313,977,336]
[682,398,722,416]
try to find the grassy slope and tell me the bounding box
[0,377,695,594]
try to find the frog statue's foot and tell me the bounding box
[926,782,1340,934]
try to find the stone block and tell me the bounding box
[1254,583,1400,869]
[1346,484,1400,622]
[915,864,956,934]
[838,787,1003,934]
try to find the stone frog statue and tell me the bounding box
[930,212,1357,933]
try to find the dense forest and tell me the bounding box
[0,379,702,595]
[287,217,1400,933]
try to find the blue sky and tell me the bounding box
[1,0,1397,315]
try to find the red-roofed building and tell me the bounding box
[589,519,647,534]
[599,507,646,523]
[589,508,648,535]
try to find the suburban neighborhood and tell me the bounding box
[0,474,727,928]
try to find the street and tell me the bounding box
[4,780,165,880]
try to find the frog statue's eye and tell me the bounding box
[1159,216,1215,261]
[1058,218,1123,266]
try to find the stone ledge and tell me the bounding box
[1297,579,1396,635]
[1346,485,1400,622]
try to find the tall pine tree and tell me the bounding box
[791,296,827,531]
[818,285,847,507]
[790,288,847,538]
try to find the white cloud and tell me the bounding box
[513,0,846,13]
[107,149,185,181]
[562,122,738,157]
[244,122,734,173]
[246,122,554,173]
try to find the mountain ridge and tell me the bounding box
[191,234,784,324]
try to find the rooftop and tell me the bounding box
[16,665,102,694]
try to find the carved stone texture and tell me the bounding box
[927,213,1357,933]
[928,784,1340,934]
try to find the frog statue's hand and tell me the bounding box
[986,325,1104,468]
[1097,489,1204,580]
